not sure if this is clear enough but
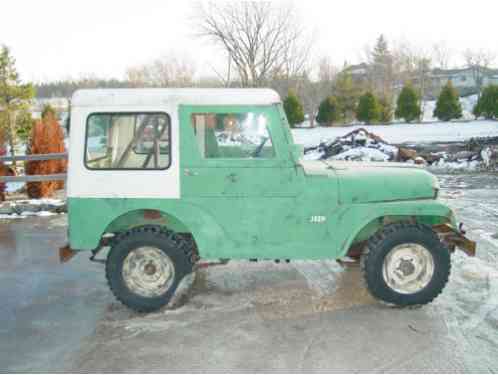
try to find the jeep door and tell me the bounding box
[180,104,304,259]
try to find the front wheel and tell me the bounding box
[361,223,451,306]
[106,226,194,312]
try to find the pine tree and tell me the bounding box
[395,84,422,123]
[473,85,498,119]
[283,90,305,127]
[433,81,462,121]
[333,72,360,122]
[316,96,341,126]
[356,92,381,124]
[370,34,394,98]
[378,96,393,123]
[26,105,67,198]
[0,45,34,172]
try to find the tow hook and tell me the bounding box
[433,223,476,256]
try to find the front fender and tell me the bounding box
[335,199,456,257]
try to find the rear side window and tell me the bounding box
[190,112,275,159]
[85,113,171,170]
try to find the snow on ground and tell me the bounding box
[292,120,498,146]
[422,95,478,122]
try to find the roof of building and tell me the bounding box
[432,66,498,76]
[71,88,281,107]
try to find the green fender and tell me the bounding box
[334,198,456,257]
[68,198,232,258]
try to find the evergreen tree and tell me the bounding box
[283,90,305,127]
[333,72,360,122]
[0,45,35,171]
[433,81,462,121]
[378,96,393,123]
[356,92,381,124]
[473,85,498,119]
[316,96,341,126]
[395,84,422,123]
[370,34,394,98]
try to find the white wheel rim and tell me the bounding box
[382,243,435,294]
[122,246,175,297]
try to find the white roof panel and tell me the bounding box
[72,88,281,107]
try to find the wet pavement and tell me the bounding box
[1,174,498,372]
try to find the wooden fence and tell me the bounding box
[0,153,67,183]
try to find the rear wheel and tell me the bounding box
[106,226,194,312]
[361,223,451,306]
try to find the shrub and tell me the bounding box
[26,105,67,198]
[0,130,7,201]
[356,92,381,124]
[316,96,341,126]
[378,96,393,124]
[395,84,421,123]
[433,81,462,121]
[283,90,305,127]
[473,85,498,119]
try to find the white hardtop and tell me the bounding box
[71,88,281,107]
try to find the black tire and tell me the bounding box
[361,222,451,306]
[106,225,194,313]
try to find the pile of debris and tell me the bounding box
[303,128,399,162]
[0,198,66,219]
[303,128,497,172]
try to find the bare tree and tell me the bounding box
[126,53,196,87]
[432,42,453,69]
[462,48,496,98]
[193,1,312,87]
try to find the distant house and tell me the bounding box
[430,66,498,96]
[342,63,369,83]
[341,62,498,98]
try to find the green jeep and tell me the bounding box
[61,88,475,312]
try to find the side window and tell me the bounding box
[190,112,275,159]
[85,112,170,170]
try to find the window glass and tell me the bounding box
[191,112,275,159]
[86,113,170,169]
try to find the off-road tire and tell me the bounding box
[361,223,451,306]
[106,225,194,313]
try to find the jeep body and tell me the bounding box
[63,88,474,311]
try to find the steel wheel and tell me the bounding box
[382,243,435,294]
[122,246,176,298]
[382,243,434,294]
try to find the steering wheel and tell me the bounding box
[251,137,269,158]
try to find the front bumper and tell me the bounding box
[59,244,77,263]
[433,223,476,256]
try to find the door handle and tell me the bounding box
[227,173,237,183]
[184,169,198,176]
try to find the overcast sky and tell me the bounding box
[1,0,497,82]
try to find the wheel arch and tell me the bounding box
[338,201,456,258]
[100,206,227,259]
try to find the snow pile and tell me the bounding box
[0,198,66,219]
[303,128,398,162]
